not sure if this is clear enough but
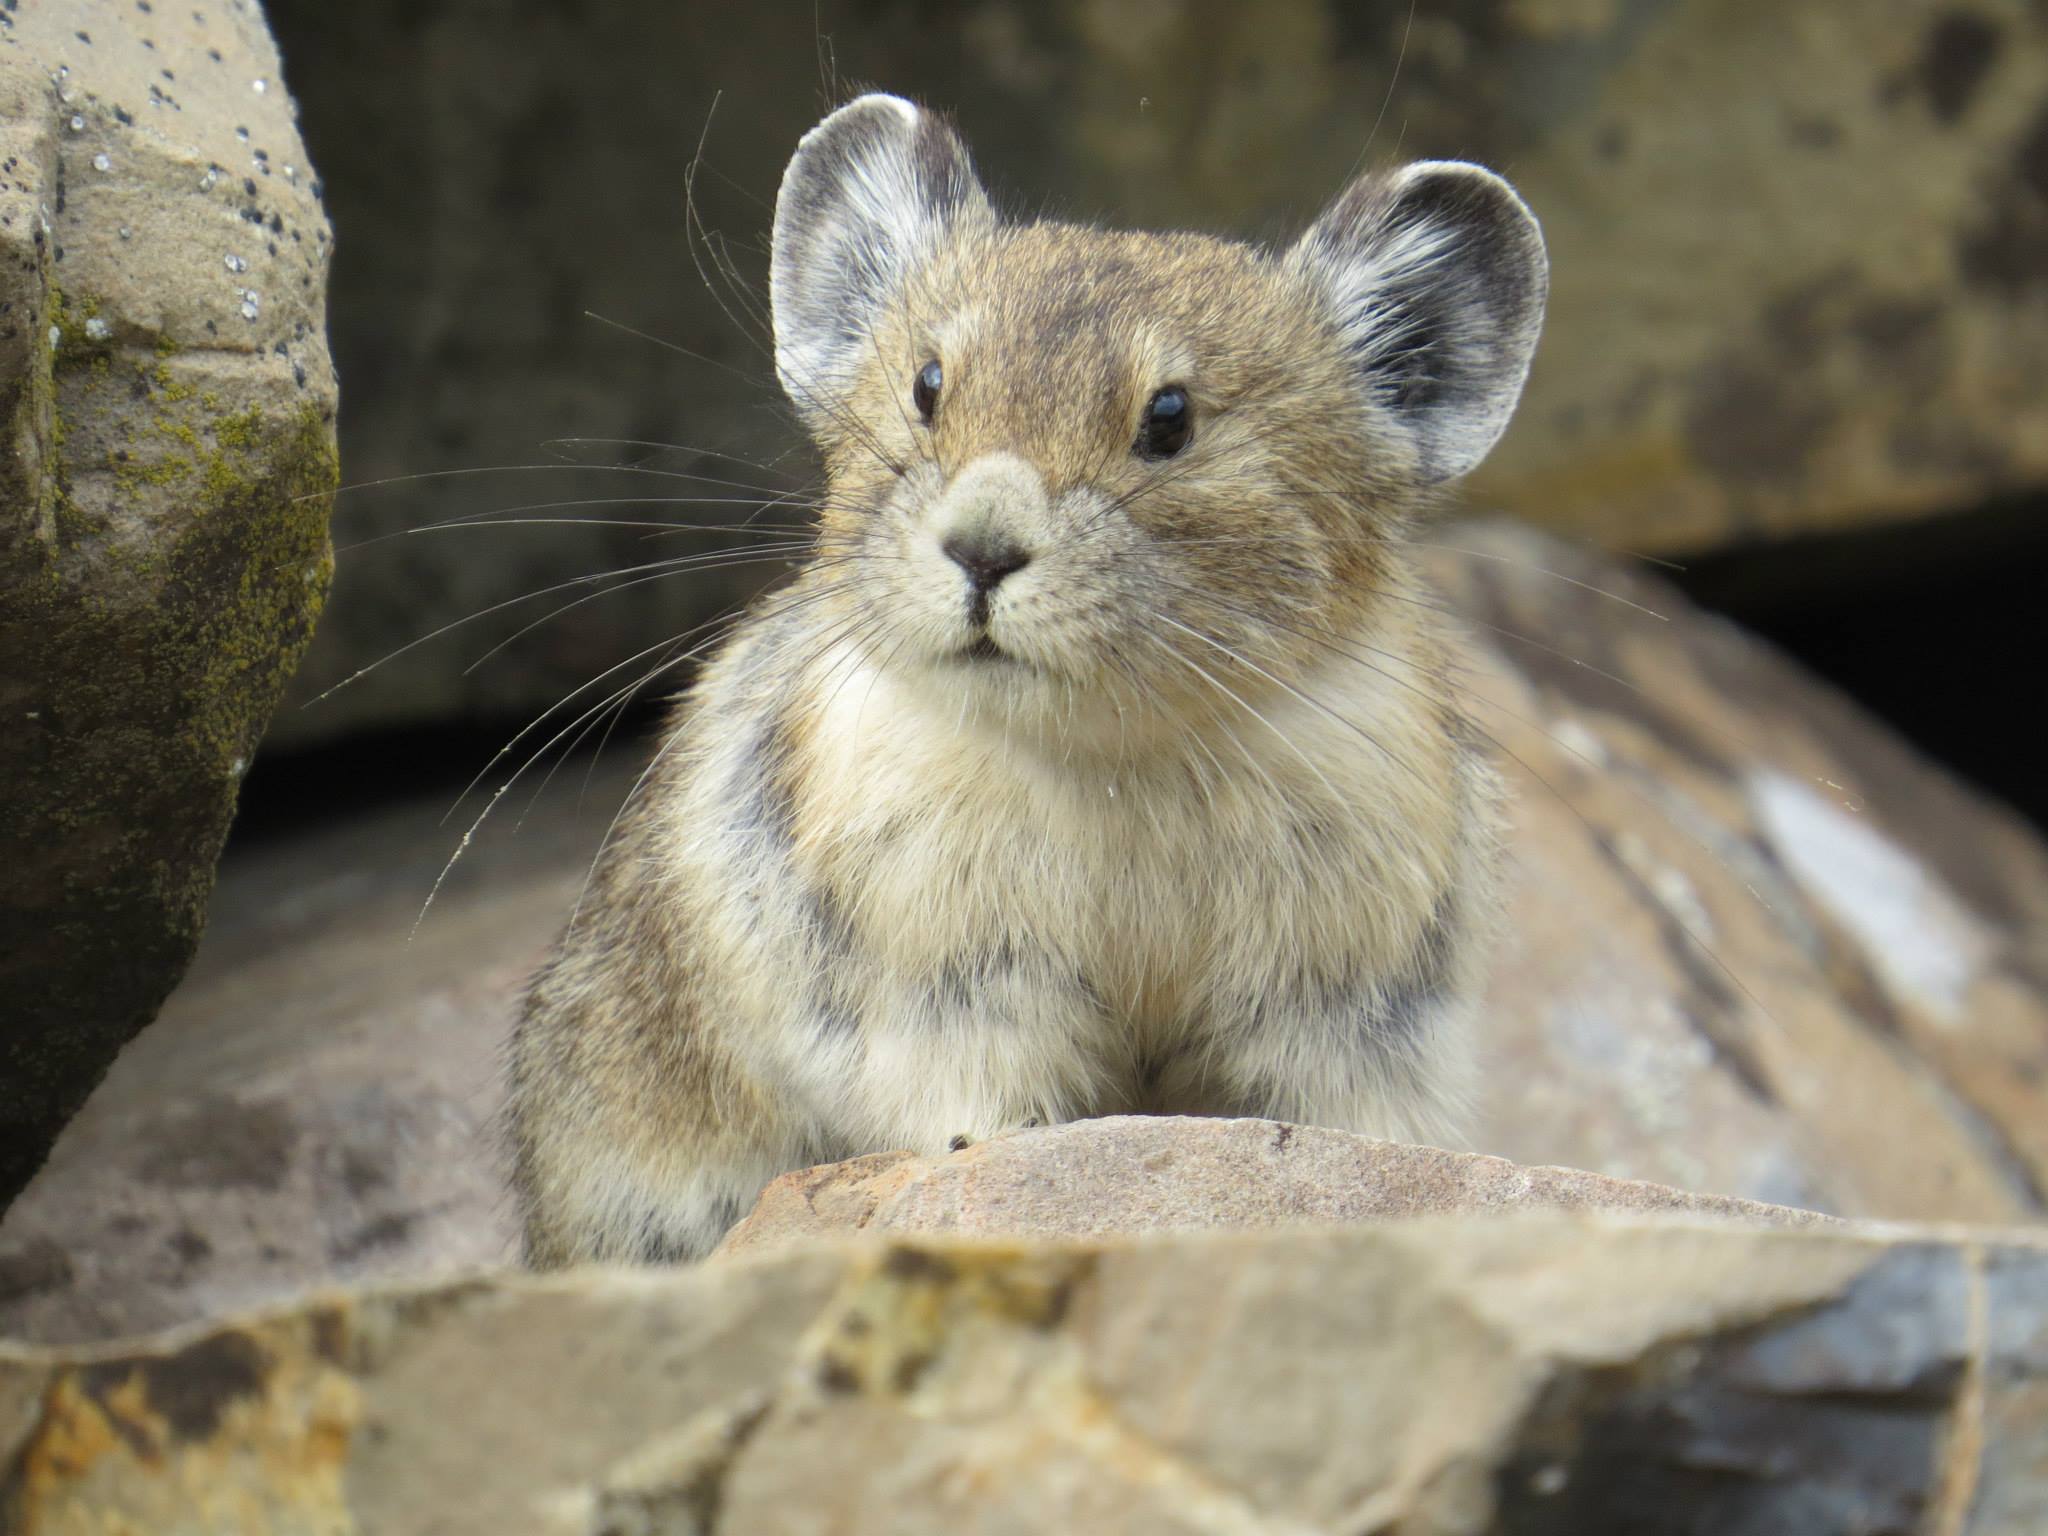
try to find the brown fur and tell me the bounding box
[508,96,1545,1266]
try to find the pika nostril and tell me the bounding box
[941,531,1031,594]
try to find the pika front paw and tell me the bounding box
[946,1116,1045,1153]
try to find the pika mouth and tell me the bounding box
[959,632,1010,663]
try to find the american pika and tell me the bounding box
[508,94,1548,1265]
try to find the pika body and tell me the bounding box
[508,93,1548,1266]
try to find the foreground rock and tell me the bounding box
[4,520,2047,1342]
[2,1218,2044,1533]
[266,0,2048,744]
[0,5,338,1207]
[716,1117,1831,1260]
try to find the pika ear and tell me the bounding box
[1286,161,1548,483]
[770,94,991,428]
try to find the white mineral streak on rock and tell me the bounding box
[1750,770,1988,1022]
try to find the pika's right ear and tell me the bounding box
[770,94,990,430]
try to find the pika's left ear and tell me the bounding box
[770,94,992,431]
[1287,161,1548,483]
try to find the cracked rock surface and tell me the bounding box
[0,1219,2044,1533]
[0,1,337,1209]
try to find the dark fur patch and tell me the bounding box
[1372,889,1461,1042]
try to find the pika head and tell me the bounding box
[770,93,1547,748]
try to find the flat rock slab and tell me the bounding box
[1,1217,2044,1533]
[715,1116,1832,1260]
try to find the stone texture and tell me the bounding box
[715,1116,1834,1261]
[4,520,2046,1344]
[1429,522,2048,1223]
[1,1219,2045,1533]
[0,6,338,1206]
[0,774,561,1344]
[260,0,2048,745]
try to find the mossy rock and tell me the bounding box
[0,5,339,1208]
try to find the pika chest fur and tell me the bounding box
[508,93,1549,1266]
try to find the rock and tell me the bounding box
[0,8,338,1206]
[2,1219,2046,1532]
[5,520,2046,1343]
[715,1116,1834,1260]
[260,0,2048,745]
[0,775,556,1345]
[1430,521,2048,1222]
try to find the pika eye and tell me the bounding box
[1137,385,1192,460]
[912,359,943,424]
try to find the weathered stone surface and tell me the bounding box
[1431,522,2048,1223]
[4,520,2045,1343]
[262,0,2048,745]
[716,1116,1833,1261]
[0,8,338,1205]
[0,774,558,1344]
[0,1220,2044,1533]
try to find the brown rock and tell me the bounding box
[0,4,338,1208]
[1,1220,2046,1533]
[1430,521,2048,1222]
[714,1116,1832,1260]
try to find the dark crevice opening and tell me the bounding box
[230,704,670,848]
[1669,494,2047,838]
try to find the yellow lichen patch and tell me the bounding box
[712,1242,1287,1525]
[213,407,266,453]
[800,1242,1095,1410]
[46,287,113,375]
[3,1319,360,1536]
[147,360,195,403]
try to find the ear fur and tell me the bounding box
[1287,162,1548,483]
[770,94,991,430]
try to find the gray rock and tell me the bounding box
[0,774,546,1344]
[262,0,2048,745]
[0,3,337,1207]
[1,1220,2045,1532]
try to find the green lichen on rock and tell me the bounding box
[1,317,337,1207]
[3,0,342,1217]
[47,287,113,375]
[178,399,339,773]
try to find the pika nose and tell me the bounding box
[941,530,1031,594]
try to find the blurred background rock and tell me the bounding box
[261,0,2048,829]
